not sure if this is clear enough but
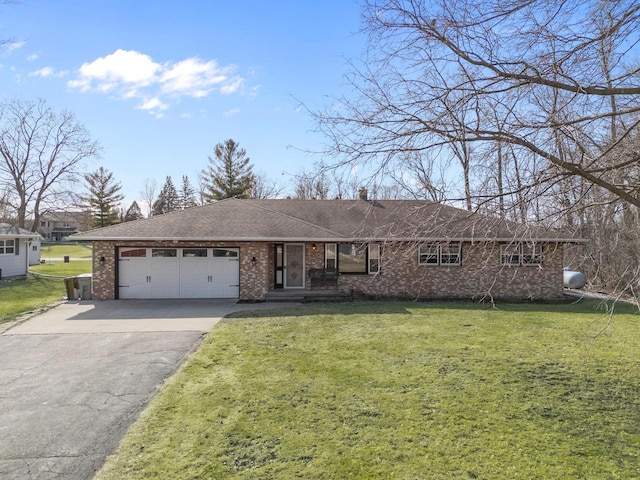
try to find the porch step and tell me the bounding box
[264,289,349,303]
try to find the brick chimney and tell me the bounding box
[359,187,368,201]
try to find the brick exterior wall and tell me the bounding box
[336,242,564,301]
[92,240,565,302]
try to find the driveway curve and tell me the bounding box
[0,299,296,480]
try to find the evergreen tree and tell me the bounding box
[81,166,124,228]
[179,175,198,209]
[201,139,256,202]
[124,200,144,222]
[152,176,179,215]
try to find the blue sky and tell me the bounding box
[0,0,364,208]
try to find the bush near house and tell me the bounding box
[95,300,640,480]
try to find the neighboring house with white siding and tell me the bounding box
[0,223,43,278]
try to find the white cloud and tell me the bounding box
[67,49,247,116]
[135,97,169,119]
[68,49,159,93]
[220,77,243,95]
[223,108,240,117]
[27,53,39,61]
[137,97,169,111]
[5,41,26,53]
[28,66,67,78]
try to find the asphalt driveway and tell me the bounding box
[0,299,296,480]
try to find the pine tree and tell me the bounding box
[81,166,124,228]
[152,176,179,215]
[201,139,256,202]
[124,201,145,221]
[179,175,198,209]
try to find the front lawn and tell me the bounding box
[0,275,66,324]
[95,300,640,479]
[1,255,93,324]
[30,260,92,278]
[39,242,92,260]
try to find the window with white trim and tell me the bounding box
[368,244,380,274]
[325,243,337,270]
[501,243,543,266]
[0,239,15,255]
[418,243,461,266]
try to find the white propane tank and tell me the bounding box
[563,269,587,289]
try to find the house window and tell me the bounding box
[325,243,380,274]
[339,243,367,273]
[419,243,461,266]
[0,239,15,255]
[368,244,380,274]
[501,243,543,266]
[325,244,337,270]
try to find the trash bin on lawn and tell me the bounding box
[64,274,92,300]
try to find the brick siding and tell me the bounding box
[92,240,564,302]
[337,242,564,301]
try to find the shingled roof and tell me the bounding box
[0,223,42,238]
[71,198,582,243]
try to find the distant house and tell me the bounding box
[36,211,92,242]
[72,195,585,302]
[0,223,43,278]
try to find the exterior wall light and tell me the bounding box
[251,256,257,265]
[99,256,106,266]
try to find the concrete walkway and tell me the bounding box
[0,299,298,480]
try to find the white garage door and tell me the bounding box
[118,247,240,299]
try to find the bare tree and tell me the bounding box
[313,0,640,209]
[0,98,100,230]
[140,178,157,218]
[293,170,332,199]
[250,172,284,199]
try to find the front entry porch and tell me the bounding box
[264,288,348,303]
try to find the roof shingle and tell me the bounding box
[71,198,582,243]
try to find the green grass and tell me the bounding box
[30,260,92,277]
[31,242,92,277]
[95,300,640,480]
[0,245,93,324]
[39,242,92,260]
[0,275,67,323]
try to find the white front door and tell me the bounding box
[284,244,305,288]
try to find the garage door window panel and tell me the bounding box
[121,248,146,258]
[183,249,208,257]
[152,248,177,257]
[213,248,238,257]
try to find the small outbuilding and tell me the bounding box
[0,223,43,278]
